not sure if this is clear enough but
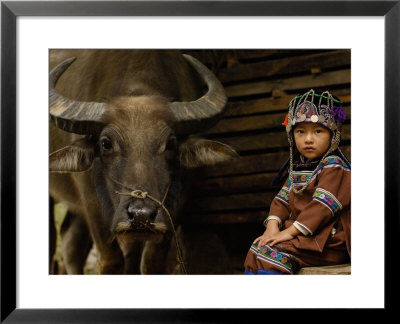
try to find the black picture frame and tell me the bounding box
[1,0,397,321]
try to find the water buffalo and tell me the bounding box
[49,50,237,274]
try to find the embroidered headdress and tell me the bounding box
[283,89,347,194]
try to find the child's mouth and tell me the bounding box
[304,147,315,151]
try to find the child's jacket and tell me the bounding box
[268,154,351,257]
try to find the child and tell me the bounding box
[244,89,351,274]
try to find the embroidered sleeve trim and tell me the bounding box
[275,186,289,204]
[293,221,312,236]
[312,188,342,216]
[264,215,282,228]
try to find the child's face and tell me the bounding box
[293,123,331,160]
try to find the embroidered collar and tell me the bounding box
[288,154,349,188]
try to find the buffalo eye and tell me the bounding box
[100,138,113,153]
[165,136,177,151]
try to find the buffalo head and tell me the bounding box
[49,55,237,243]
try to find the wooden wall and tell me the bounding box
[181,49,351,273]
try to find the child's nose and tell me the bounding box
[305,133,313,142]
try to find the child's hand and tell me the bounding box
[265,225,300,247]
[253,233,273,250]
[253,221,280,249]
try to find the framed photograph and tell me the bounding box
[1,0,397,321]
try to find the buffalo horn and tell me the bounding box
[169,54,228,134]
[49,57,107,135]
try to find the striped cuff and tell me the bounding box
[293,221,312,236]
[263,215,282,228]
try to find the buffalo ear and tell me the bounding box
[179,137,238,168]
[49,138,95,172]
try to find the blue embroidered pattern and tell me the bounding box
[313,188,342,215]
[291,171,313,185]
[321,155,350,171]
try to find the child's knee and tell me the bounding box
[243,247,259,273]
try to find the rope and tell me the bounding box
[105,173,188,274]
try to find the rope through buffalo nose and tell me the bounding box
[103,173,187,274]
[130,190,148,199]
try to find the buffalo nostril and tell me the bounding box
[149,209,157,221]
[127,205,135,220]
[127,209,135,220]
